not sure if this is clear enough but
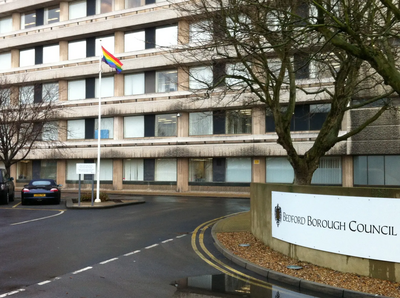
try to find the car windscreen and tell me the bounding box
[30,180,53,186]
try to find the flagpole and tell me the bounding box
[95,40,102,203]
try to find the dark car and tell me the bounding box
[0,168,15,205]
[21,179,61,205]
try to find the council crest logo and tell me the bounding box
[275,204,282,227]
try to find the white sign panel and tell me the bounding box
[76,163,96,175]
[272,191,400,262]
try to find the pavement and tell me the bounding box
[64,197,384,298]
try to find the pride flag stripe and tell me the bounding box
[101,46,123,73]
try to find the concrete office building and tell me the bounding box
[0,0,399,195]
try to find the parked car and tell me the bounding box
[21,179,62,205]
[0,168,15,205]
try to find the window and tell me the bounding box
[189,158,213,182]
[189,66,213,90]
[155,114,177,137]
[19,86,34,104]
[266,156,342,185]
[226,158,252,182]
[124,31,146,52]
[43,45,60,64]
[0,16,12,34]
[225,63,251,87]
[42,122,58,141]
[67,120,85,139]
[69,1,87,20]
[123,159,144,181]
[20,49,35,67]
[17,160,57,181]
[155,159,177,181]
[95,118,114,139]
[0,88,11,106]
[189,112,213,135]
[189,21,212,44]
[125,0,142,8]
[226,109,251,134]
[95,159,113,181]
[42,83,59,102]
[124,73,145,95]
[95,76,114,98]
[124,116,145,138]
[0,52,11,71]
[68,80,86,101]
[68,41,87,60]
[45,6,60,24]
[21,12,36,29]
[40,160,57,179]
[155,26,178,48]
[96,0,113,14]
[95,36,114,56]
[156,70,177,92]
[66,159,112,181]
[17,160,33,181]
[354,155,400,186]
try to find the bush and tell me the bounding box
[80,192,109,202]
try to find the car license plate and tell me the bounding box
[34,194,46,197]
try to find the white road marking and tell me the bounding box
[73,266,92,274]
[145,244,159,249]
[100,258,118,264]
[11,211,64,226]
[124,250,141,256]
[176,234,187,238]
[38,280,51,286]
[162,239,173,243]
[0,289,25,297]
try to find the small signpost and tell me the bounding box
[76,163,96,206]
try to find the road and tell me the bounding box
[0,194,325,298]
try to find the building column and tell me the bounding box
[59,80,68,101]
[114,31,124,54]
[178,67,189,91]
[59,2,69,22]
[177,158,189,192]
[58,120,67,142]
[342,155,353,187]
[114,0,125,11]
[59,41,68,61]
[177,112,188,137]
[10,164,17,181]
[252,106,266,135]
[178,20,189,45]
[12,13,21,31]
[114,73,124,96]
[252,157,266,183]
[11,49,19,68]
[57,160,66,187]
[114,116,124,140]
[10,86,19,105]
[113,159,123,190]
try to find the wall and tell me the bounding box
[250,183,400,282]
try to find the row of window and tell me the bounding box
[0,0,169,35]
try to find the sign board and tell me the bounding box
[272,191,400,262]
[76,163,96,175]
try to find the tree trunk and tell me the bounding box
[291,156,320,185]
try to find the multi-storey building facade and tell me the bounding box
[0,0,399,195]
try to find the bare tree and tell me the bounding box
[172,0,394,184]
[0,78,63,176]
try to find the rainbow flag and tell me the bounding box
[101,46,123,73]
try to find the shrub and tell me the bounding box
[80,192,110,202]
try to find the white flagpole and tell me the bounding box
[95,40,102,203]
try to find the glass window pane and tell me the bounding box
[20,49,35,67]
[94,159,113,181]
[156,70,177,93]
[367,156,384,185]
[69,1,87,20]
[124,116,144,138]
[19,86,34,104]
[385,156,400,186]
[45,6,60,24]
[95,36,114,56]
[353,156,367,185]
[68,80,86,100]
[124,31,145,52]
[266,157,294,183]
[0,17,13,34]
[311,156,342,185]
[68,41,87,60]
[225,63,251,87]
[42,83,59,102]
[41,160,57,179]
[95,118,114,139]
[95,76,114,98]
[22,12,36,29]
[155,159,176,181]
[125,0,141,8]
[189,158,213,182]
[17,160,32,181]
[225,109,252,134]
[123,159,144,181]
[155,114,177,137]
[97,0,113,14]
[155,26,178,48]
[43,45,59,64]
[226,158,251,182]
[124,73,145,95]
[67,120,85,139]
[189,21,212,44]
[66,160,84,180]
[42,122,58,141]
[0,52,11,71]
[189,112,213,135]
[189,66,213,89]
